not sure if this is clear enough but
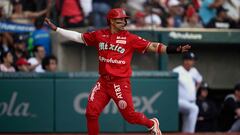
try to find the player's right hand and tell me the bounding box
[179,44,191,53]
[44,18,57,31]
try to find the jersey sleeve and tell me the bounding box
[130,35,151,53]
[192,68,203,83]
[82,31,98,46]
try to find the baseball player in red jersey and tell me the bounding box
[45,8,191,135]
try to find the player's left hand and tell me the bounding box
[45,18,57,31]
[177,44,191,53]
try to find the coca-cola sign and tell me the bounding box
[0,92,36,117]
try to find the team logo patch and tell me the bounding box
[116,40,126,44]
[118,100,127,109]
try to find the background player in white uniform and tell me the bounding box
[173,52,202,133]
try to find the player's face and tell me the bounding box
[111,18,127,31]
[183,59,195,70]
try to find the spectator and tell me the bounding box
[0,51,15,72]
[91,0,111,28]
[0,33,14,59]
[79,0,92,18]
[144,0,169,27]
[0,0,13,20]
[42,55,58,72]
[27,45,45,72]
[127,11,146,28]
[196,82,218,132]
[181,5,203,28]
[173,52,203,133]
[28,17,51,56]
[168,0,184,27]
[223,0,240,23]
[16,57,30,72]
[199,0,224,26]
[192,0,201,11]
[165,14,175,28]
[10,0,49,24]
[143,4,162,27]
[127,0,146,16]
[144,0,168,20]
[60,0,84,28]
[219,82,240,132]
[12,34,29,64]
[207,6,237,28]
[127,0,146,11]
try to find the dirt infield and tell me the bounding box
[0,133,239,135]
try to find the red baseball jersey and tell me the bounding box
[82,29,151,77]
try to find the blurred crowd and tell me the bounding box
[0,0,56,73]
[0,0,240,73]
[53,0,240,29]
[0,32,58,73]
[0,17,57,73]
[1,0,240,28]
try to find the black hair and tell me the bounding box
[0,51,11,63]
[34,16,45,29]
[42,55,57,70]
[33,45,43,53]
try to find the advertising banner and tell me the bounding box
[0,21,35,33]
[0,79,54,132]
[0,72,178,132]
[55,74,178,132]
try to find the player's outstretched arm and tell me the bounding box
[45,18,57,31]
[146,42,191,54]
[44,18,84,43]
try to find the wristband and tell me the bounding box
[156,43,164,53]
[166,45,181,54]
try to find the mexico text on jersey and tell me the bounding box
[99,42,125,54]
[82,29,151,77]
